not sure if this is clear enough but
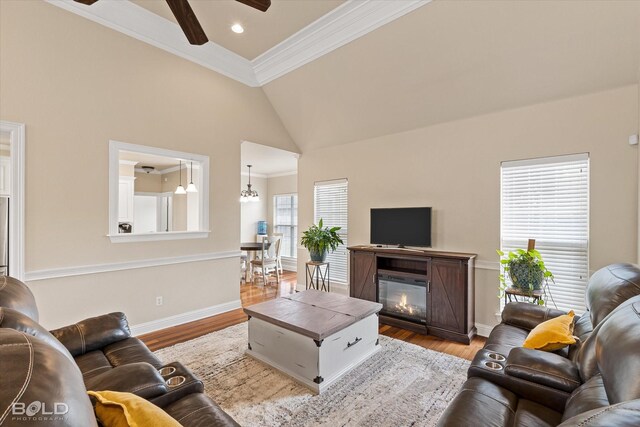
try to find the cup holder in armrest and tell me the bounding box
[165,376,186,387]
[150,362,205,409]
[484,361,503,371]
[487,353,506,362]
[158,366,176,377]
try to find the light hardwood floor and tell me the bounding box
[139,270,486,360]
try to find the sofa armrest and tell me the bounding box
[558,399,640,427]
[501,303,567,331]
[50,312,131,357]
[505,347,581,393]
[84,362,167,399]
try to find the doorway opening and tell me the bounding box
[0,121,25,280]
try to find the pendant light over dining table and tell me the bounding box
[186,161,198,193]
[240,164,259,202]
[175,161,186,195]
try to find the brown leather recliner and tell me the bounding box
[437,263,640,426]
[0,276,239,427]
[484,263,640,358]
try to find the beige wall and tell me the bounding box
[267,174,297,235]
[240,175,267,242]
[134,172,162,193]
[297,86,639,330]
[0,1,297,329]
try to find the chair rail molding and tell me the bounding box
[475,260,500,271]
[24,250,242,282]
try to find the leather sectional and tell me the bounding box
[437,263,640,426]
[0,276,239,426]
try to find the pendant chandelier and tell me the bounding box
[186,161,198,193]
[175,161,186,195]
[240,164,259,203]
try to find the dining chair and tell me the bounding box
[273,232,284,274]
[250,235,280,286]
[240,254,247,284]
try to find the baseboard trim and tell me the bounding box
[25,250,242,282]
[281,258,297,272]
[130,299,242,336]
[475,323,495,338]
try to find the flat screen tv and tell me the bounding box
[370,207,432,247]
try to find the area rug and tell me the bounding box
[155,323,468,427]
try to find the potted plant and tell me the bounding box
[301,219,344,262]
[497,247,554,304]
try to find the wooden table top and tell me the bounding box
[241,242,270,251]
[244,290,382,340]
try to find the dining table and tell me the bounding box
[241,241,271,282]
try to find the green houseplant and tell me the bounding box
[497,248,554,305]
[301,218,344,262]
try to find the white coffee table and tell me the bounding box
[244,290,382,393]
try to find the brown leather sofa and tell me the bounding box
[0,276,239,426]
[437,263,640,426]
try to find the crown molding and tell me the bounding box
[46,0,259,86]
[267,170,297,178]
[241,170,297,178]
[46,0,430,88]
[252,0,431,85]
[241,171,267,179]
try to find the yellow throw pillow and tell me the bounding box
[523,310,577,351]
[88,390,181,427]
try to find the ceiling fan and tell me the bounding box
[73,0,271,45]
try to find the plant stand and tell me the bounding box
[504,287,544,305]
[306,261,330,292]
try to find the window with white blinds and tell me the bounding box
[501,153,589,314]
[314,179,348,283]
[273,194,297,258]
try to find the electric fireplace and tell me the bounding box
[378,274,427,324]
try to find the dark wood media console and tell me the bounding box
[348,245,476,344]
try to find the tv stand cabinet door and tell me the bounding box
[350,251,377,302]
[428,258,466,333]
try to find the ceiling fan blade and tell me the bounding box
[73,0,100,5]
[165,0,209,45]
[236,0,271,12]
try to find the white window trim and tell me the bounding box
[273,192,298,259]
[108,140,210,243]
[500,153,590,313]
[314,178,348,284]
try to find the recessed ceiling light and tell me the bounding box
[231,23,244,34]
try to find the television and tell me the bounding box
[370,207,432,247]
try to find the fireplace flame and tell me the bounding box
[395,293,417,315]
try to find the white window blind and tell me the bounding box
[314,179,348,283]
[273,194,297,258]
[501,153,589,314]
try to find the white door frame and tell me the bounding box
[0,121,25,280]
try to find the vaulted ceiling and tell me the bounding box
[48,1,640,154]
[263,0,640,151]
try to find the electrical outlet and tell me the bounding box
[156,296,163,306]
